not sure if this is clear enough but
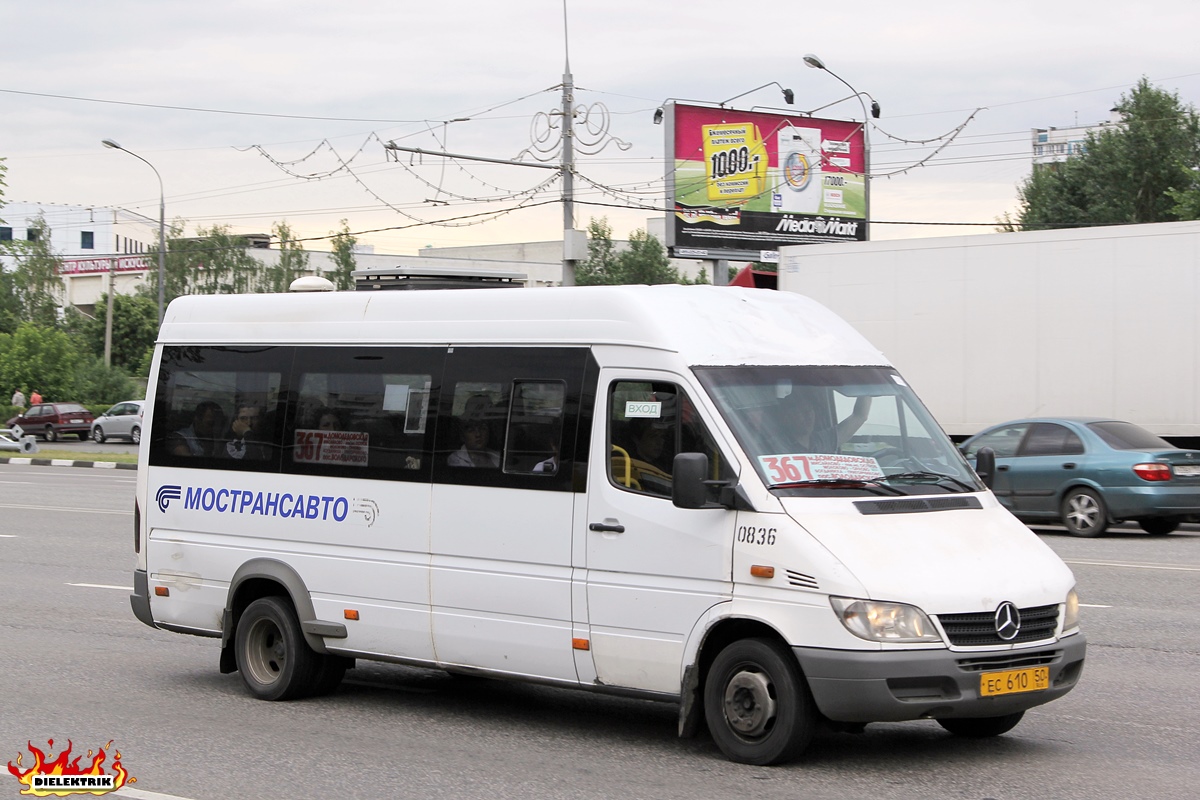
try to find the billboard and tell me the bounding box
[664,102,867,261]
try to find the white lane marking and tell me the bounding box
[114,788,200,800]
[1080,603,1112,608]
[68,583,133,591]
[1064,559,1200,573]
[0,534,16,538]
[0,503,132,515]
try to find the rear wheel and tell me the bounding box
[92,427,106,443]
[1139,518,1180,535]
[704,638,816,765]
[938,711,1025,738]
[44,426,57,443]
[1060,488,1108,537]
[234,596,320,701]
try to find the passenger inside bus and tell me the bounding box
[447,395,501,468]
[168,400,227,457]
[224,402,269,460]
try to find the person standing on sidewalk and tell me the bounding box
[11,389,25,408]
[29,390,42,405]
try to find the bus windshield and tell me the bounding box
[694,365,982,495]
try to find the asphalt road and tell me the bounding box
[1,464,1197,800]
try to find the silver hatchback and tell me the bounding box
[90,400,146,444]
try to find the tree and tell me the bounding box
[151,222,264,302]
[1009,79,1200,230]
[9,215,64,327]
[76,293,159,373]
[0,323,79,401]
[576,217,692,286]
[263,220,310,293]
[328,219,358,290]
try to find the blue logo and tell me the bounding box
[156,484,182,512]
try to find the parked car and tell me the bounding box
[6,403,96,442]
[90,400,146,444]
[961,417,1200,537]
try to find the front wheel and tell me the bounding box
[1060,488,1108,537]
[131,425,141,445]
[234,596,320,701]
[1139,518,1179,535]
[938,711,1025,738]
[92,427,106,443]
[703,638,816,765]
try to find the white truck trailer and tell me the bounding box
[778,220,1200,447]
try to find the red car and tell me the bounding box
[6,403,96,442]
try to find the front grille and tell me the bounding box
[937,604,1060,646]
[956,650,1060,672]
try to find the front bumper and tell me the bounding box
[794,633,1086,722]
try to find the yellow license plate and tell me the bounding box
[980,666,1049,697]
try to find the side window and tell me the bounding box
[149,346,286,472]
[608,380,731,500]
[964,424,1028,459]
[284,346,439,482]
[434,347,592,493]
[504,381,566,476]
[1021,423,1084,457]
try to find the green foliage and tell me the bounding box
[76,293,159,372]
[0,323,79,401]
[8,215,64,326]
[1011,79,1200,229]
[576,217,693,286]
[0,270,20,335]
[147,222,264,303]
[328,219,358,290]
[71,355,137,404]
[263,220,310,293]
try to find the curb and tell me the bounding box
[0,457,138,470]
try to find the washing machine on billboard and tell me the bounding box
[773,126,823,214]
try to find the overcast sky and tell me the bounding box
[3,1,1198,255]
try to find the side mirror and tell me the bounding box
[672,453,710,509]
[974,446,996,489]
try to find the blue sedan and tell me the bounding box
[961,417,1200,537]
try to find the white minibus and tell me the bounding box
[131,284,1085,765]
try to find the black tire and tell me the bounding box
[703,638,816,765]
[309,655,351,697]
[1138,518,1179,535]
[44,426,57,443]
[234,596,320,701]
[92,427,106,443]
[1060,487,1108,537]
[131,425,141,445]
[938,711,1025,738]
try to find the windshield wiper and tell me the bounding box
[771,479,907,496]
[876,471,978,492]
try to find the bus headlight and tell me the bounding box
[830,597,942,643]
[1063,588,1080,634]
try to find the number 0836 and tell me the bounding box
[979,666,1049,697]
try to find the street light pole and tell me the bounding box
[803,54,879,241]
[102,139,166,323]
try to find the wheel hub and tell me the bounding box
[723,669,776,736]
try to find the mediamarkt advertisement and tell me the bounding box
[664,102,867,260]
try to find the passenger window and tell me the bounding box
[445,383,507,468]
[608,381,731,500]
[150,346,284,470]
[504,381,566,476]
[1021,423,1084,457]
[963,424,1028,459]
[283,347,439,481]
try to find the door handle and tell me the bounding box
[1062,463,1076,469]
[589,522,625,533]
[997,465,1009,472]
